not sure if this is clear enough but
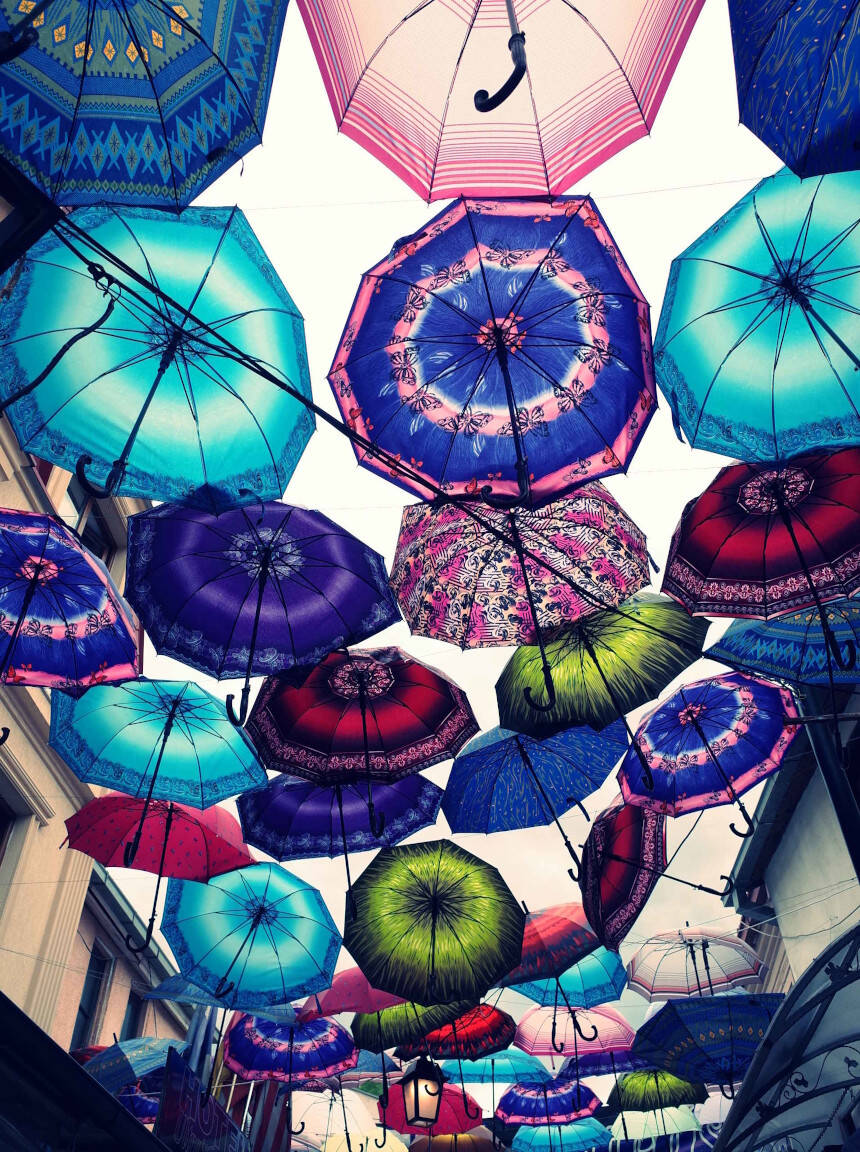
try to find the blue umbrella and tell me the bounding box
[0,206,314,510]
[512,1118,612,1152]
[0,0,288,208]
[162,863,341,1010]
[144,973,297,1025]
[223,1015,358,1083]
[611,1122,722,1152]
[513,948,627,1009]
[728,0,860,177]
[84,1037,188,1096]
[560,1050,649,1079]
[443,722,627,879]
[443,1052,552,1085]
[497,1077,601,1124]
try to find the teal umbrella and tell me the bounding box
[0,205,314,510]
[512,948,627,1009]
[512,1119,612,1152]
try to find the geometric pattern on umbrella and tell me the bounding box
[496,1077,601,1124]
[222,1014,358,1083]
[380,1081,483,1137]
[497,903,599,988]
[606,1070,708,1112]
[626,928,766,1002]
[512,948,627,1010]
[247,648,478,782]
[0,507,138,688]
[391,485,649,648]
[329,197,655,504]
[512,1118,613,1152]
[351,1002,477,1053]
[580,797,667,952]
[393,1004,516,1061]
[663,449,860,619]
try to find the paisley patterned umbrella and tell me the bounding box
[223,1014,358,1083]
[393,1004,516,1062]
[496,1077,601,1124]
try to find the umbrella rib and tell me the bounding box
[425,3,481,198]
[365,271,483,332]
[50,0,98,201]
[797,10,856,172]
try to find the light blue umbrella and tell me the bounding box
[145,974,297,1025]
[84,1037,188,1096]
[442,1052,552,1085]
[162,863,341,1010]
[513,948,627,1010]
[512,1118,612,1152]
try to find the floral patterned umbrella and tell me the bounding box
[496,1076,601,1124]
[223,1014,358,1083]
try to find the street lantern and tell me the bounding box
[399,1055,445,1128]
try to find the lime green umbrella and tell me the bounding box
[344,840,525,1005]
[606,1070,708,1112]
[352,1001,475,1051]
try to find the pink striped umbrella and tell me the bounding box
[296,0,703,200]
[626,929,765,1001]
[514,1005,634,1062]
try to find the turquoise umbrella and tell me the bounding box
[162,863,341,1010]
[655,168,860,461]
[512,948,627,1009]
[0,205,314,510]
[442,1050,552,1127]
[512,1118,612,1152]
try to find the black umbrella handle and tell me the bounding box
[75,454,124,500]
[474,32,527,112]
[225,683,251,727]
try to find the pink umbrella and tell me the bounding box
[297,967,405,1022]
[296,0,703,200]
[380,1081,484,1136]
[514,1004,634,1063]
[626,928,765,1001]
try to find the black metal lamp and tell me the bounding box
[399,1055,445,1128]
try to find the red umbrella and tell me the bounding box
[497,903,599,988]
[380,1081,484,1136]
[65,794,253,950]
[393,1004,516,1062]
[297,967,404,1023]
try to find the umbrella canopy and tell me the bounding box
[50,679,266,807]
[292,1087,382,1145]
[663,449,860,619]
[496,594,709,735]
[391,486,649,648]
[609,1107,701,1141]
[0,507,137,690]
[513,948,627,1010]
[83,1038,187,1096]
[298,1,701,199]
[618,673,800,825]
[223,1015,358,1083]
[514,1006,634,1060]
[344,839,524,1005]
[115,1068,164,1124]
[580,798,666,952]
[560,1049,648,1079]
[394,1004,516,1062]
[443,1052,552,1086]
[412,1128,497,1152]
[655,168,860,461]
[298,969,404,1024]
[0,0,287,208]
[497,903,599,988]
[162,862,341,1010]
[352,1003,477,1053]
[631,994,784,1091]
[380,1081,483,1137]
[611,1123,722,1152]
[729,4,859,178]
[705,598,860,686]
[606,1071,707,1112]
[330,197,655,505]
[340,1050,400,1084]
[626,928,765,1001]
[0,207,314,509]
[512,1119,612,1152]
[145,973,297,1023]
[496,1077,601,1124]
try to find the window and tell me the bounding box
[55,474,115,565]
[70,943,111,1052]
[119,991,143,1042]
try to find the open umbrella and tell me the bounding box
[0,506,137,700]
[298,969,404,1024]
[390,486,649,649]
[512,948,627,1011]
[145,973,297,1023]
[298,1,701,199]
[126,501,399,725]
[223,1015,358,1083]
[610,1108,701,1141]
[627,928,765,1002]
[497,903,599,990]
[83,1037,188,1096]
[330,197,655,505]
[496,1077,601,1124]
[394,1005,516,1063]
[412,1129,497,1152]
[655,168,860,461]
[728,4,859,177]
[352,1003,477,1054]
[344,840,524,1005]
[512,1119,612,1152]
[606,1071,707,1113]
[0,206,314,509]
[611,1123,722,1152]
[380,1081,483,1137]
[443,1052,551,1086]
[162,862,341,1010]
[514,1005,633,1065]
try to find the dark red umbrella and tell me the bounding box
[393,1004,516,1062]
[497,903,599,988]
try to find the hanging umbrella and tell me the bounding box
[514,1005,633,1078]
[393,1005,516,1062]
[298,969,404,1024]
[609,1107,701,1141]
[340,1051,401,1086]
[618,672,800,837]
[443,1052,552,1086]
[0,0,288,207]
[145,973,297,1023]
[64,793,253,950]
[496,1077,601,1124]
[496,594,709,738]
[223,1015,358,1083]
[0,507,137,699]
[512,1118,612,1152]
[728,6,859,177]
[344,839,524,1004]
[631,994,784,1098]
[655,168,860,461]
[627,929,766,1002]
[512,948,627,1010]
[412,1128,498,1152]
[126,501,399,725]
[380,1080,483,1136]
[443,722,627,879]
[162,862,341,1010]
[390,486,649,648]
[611,1123,722,1152]
[83,1037,188,1096]
[330,196,655,505]
[293,1087,381,1146]
[298,2,701,199]
[0,206,314,509]
[559,1049,648,1079]
[352,1003,478,1054]
[606,1071,707,1112]
[497,903,599,989]
[705,598,860,686]
[115,1067,165,1124]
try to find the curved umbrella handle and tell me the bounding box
[125,913,156,955]
[564,840,582,883]
[523,662,556,712]
[374,1118,388,1149]
[719,1081,736,1101]
[291,1119,306,1136]
[226,684,251,727]
[0,727,9,747]
[213,976,235,1000]
[474,33,527,112]
[729,799,755,839]
[565,796,590,822]
[572,1013,598,1043]
[75,455,123,500]
[550,1012,565,1055]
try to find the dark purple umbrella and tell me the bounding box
[126,501,400,725]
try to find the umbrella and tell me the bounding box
[115,1067,164,1124]
[512,1119,612,1152]
[514,1005,634,1079]
[352,1003,478,1054]
[394,1005,516,1062]
[496,594,709,741]
[145,973,297,1024]
[559,1049,648,1079]
[512,948,627,1010]
[64,792,253,949]
[340,1051,401,1086]
[631,994,784,1098]
[412,1129,497,1152]
[380,1081,483,1137]
[223,1015,358,1083]
[83,1037,187,1096]
[0,506,137,701]
[626,929,765,1002]
[609,1107,701,1141]
[497,903,599,990]
[298,2,702,199]
[611,1123,722,1152]
[443,722,627,879]
[606,1071,707,1112]
[292,1088,382,1146]
[238,773,443,911]
[442,1052,552,1086]
[126,501,399,725]
[344,839,524,1004]
[0,0,288,208]
[248,648,477,836]
[496,1077,601,1124]
[329,196,655,505]
[162,862,341,1010]
[618,673,800,837]
[390,486,649,648]
[728,5,859,177]
[0,206,314,509]
[298,969,404,1024]
[655,168,860,462]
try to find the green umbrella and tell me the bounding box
[606,1070,708,1112]
[344,840,525,1005]
[352,1002,476,1052]
[495,594,709,736]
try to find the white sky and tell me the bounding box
[127,0,788,1083]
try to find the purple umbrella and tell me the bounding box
[126,501,400,725]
